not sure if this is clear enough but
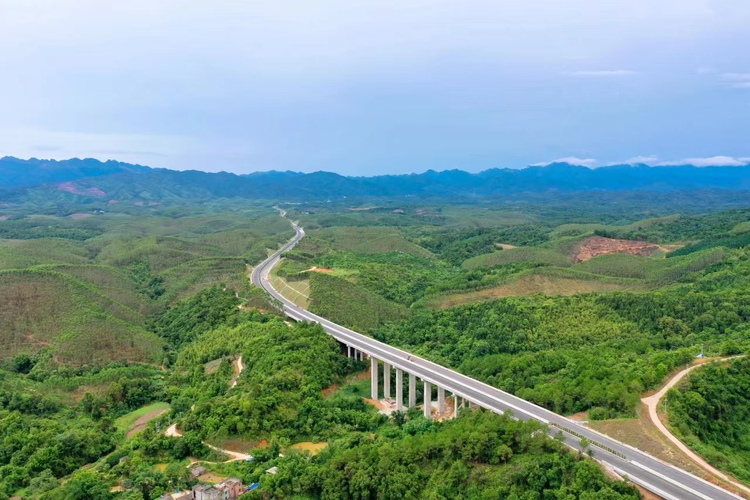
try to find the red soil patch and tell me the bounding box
[322,382,339,398]
[57,182,106,197]
[309,267,333,273]
[568,411,588,421]
[575,236,660,263]
[363,397,387,410]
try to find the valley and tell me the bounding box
[1,161,750,499]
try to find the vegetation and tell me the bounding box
[253,410,639,499]
[667,357,750,484]
[3,183,750,498]
[375,248,750,418]
[308,272,410,331]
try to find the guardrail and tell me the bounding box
[549,422,628,460]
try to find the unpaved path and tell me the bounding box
[230,355,244,388]
[642,355,750,495]
[164,424,251,462]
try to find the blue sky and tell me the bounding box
[1,0,749,174]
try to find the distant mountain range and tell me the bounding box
[0,156,150,188]
[3,156,750,202]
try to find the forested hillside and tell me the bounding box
[667,357,750,483]
[2,188,750,498]
[0,207,292,371]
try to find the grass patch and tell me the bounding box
[114,402,171,434]
[462,247,572,270]
[421,267,645,308]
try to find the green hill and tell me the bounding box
[308,272,410,331]
[0,270,163,369]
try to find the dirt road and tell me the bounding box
[230,355,244,388]
[164,424,251,462]
[642,356,750,495]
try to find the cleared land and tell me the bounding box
[422,270,642,309]
[574,235,661,262]
[115,402,171,437]
[269,259,310,308]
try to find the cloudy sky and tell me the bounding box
[1,0,749,174]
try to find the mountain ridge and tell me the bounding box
[3,156,750,202]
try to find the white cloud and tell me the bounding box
[606,155,659,165]
[719,73,750,89]
[531,157,597,167]
[568,70,637,77]
[656,156,750,167]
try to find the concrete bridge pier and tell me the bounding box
[383,363,391,399]
[395,368,403,411]
[423,381,432,418]
[409,373,416,407]
[370,357,378,400]
[437,387,445,415]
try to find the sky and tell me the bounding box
[1,0,749,175]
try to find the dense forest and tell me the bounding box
[667,357,750,484]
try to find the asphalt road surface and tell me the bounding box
[251,210,742,500]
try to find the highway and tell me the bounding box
[251,210,742,500]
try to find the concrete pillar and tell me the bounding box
[395,369,404,411]
[438,387,445,415]
[408,373,416,407]
[370,357,378,400]
[423,381,432,419]
[347,345,352,358]
[383,363,391,399]
[453,395,459,418]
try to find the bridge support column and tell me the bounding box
[409,373,416,408]
[370,357,378,400]
[395,369,403,411]
[438,387,445,415]
[383,363,391,399]
[347,345,352,358]
[453,395,458,418]
[423,381,432,419]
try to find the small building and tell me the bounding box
[216,477,244,499]
[193,484,221,500]
[190,465,207,479]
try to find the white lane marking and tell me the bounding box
[631,461,739,500]
[602,463,682,500]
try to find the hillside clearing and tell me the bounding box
[115,402,171,437]
[422,272,641,308]
[574,236,661,262]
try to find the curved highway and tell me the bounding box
[252,210,743,500]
